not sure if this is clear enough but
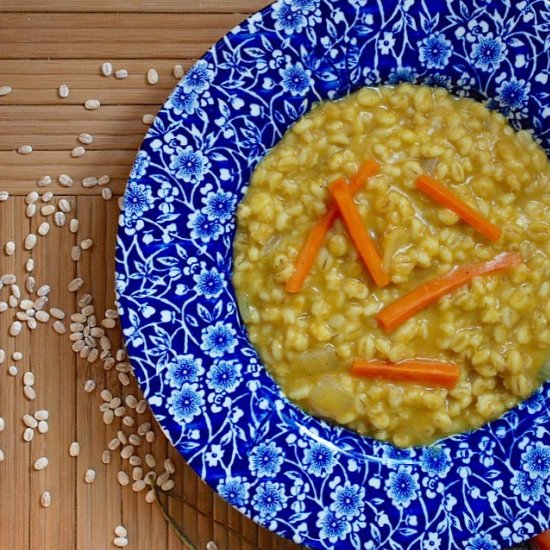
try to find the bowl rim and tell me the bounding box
[116,0,550,548]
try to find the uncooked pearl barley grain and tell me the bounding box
[115,69,128,79]
[12,352,21,361]
[78,133,94,145]
[164,459,175,474]
[71,246,81,262]
[58,198,71,213]
[145,431,155,444]
[0,302,6,313]
[8,366,17,376]
[23,427,34,442]
[18,145,33,155]
[173,64,184,79]
[104,357,115,371]
[101,188,112,201]
[132,480,146,492]
[125,395,137,409]
[114,538,128,548]
[58,174,73,187]
[206,541,219,550]
[42,191,53,202]
[82,305,95,317]
[69,219,80,234]
[24,386,36,400]
[83,379,96,393]
[37,284,50,297]
[120,445,134,460]
[84,469,96,483]
[114,406,126,417]
[82,176,98,188]
[101,62,113,77]
[23,414,38,428]
[1,273,16,284]
[100,389,113,402]
[27,318,38,330]
[23,371,34,386]
[103,410,114,425]
[53,321,66,335]
[145,489,156,503]
[0,191,9,201]
[68,277,84,292]
[157,472,169,486]
[36,311,50,323]
[34,457,48,470]
[87,348,99,363]
[142,114,154,125]
[58,83,70,98]
[0,350,4,364]
[146,68,159,85]
[132,467,143,481]
[9,321,22,336]
[101,317,116,329]
[117,471,130,486]
[85,99,100,110]
[100,449,111,464]
[26,191,38,204]
[80,239,93,250]
[5,241,15,255]
[26,259,34,272]
[114,525,127,538]
[8,295,18,308]
[37,176,52,187]
[121,414,134,427]
[38,421,48,434]
[161,480,175,492]
[128,434,141,447]
[25,204,36,218]
[114,347,125,359]
[98,175,110,186]
[50,308,65,320]
[145,454,157,469]
[35,410,48,421]
[24,234,37,250]
[37,222,50,236]
[69,442,80,457]
[11,284,20,299]
[54,212,66,227]
[0,86,12,96]
[71,146,85,158]
[40,491,51,508]
[41,204,55,216]
[136,400,147,414]
[35,296,48,310]
[87,314,97,327]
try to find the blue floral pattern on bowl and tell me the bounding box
[116,0,550,548]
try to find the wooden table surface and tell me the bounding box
[0,1,299,549]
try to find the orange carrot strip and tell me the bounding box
[416,174,501,242]
[285,160,380,293]
[351,359,460,389]
[534,530,550,550]
[329,178,390,288]
[377,251,522,332]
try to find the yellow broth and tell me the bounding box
[232,83,550,446]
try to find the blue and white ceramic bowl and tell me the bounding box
[116,1,550,548]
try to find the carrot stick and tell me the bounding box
[351,359,460,389]
[285,160,380,293]
[534,530,550,550]
[329,178,390,288]
[377,251,522,332]
[415,174,501,242]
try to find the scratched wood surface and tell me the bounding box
[0,1,299,549]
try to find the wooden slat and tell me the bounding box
[0,13,247,59]
[29,196,77,549]
[0,198,31,550]
[75,197,126,549]
[0,105,155,152]
[0,0,268,13]
[0,59,194,106]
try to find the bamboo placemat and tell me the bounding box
[0,2,298,548]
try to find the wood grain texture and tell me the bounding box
[0,1,300,549]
